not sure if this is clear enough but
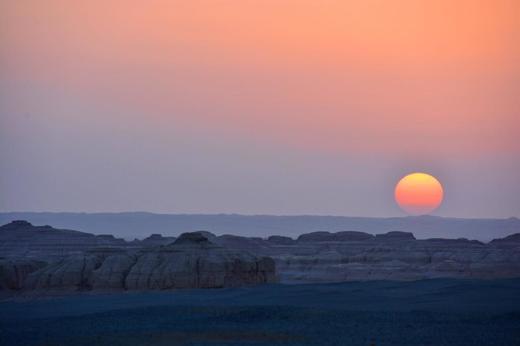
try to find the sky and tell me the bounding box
[1,0,519,218]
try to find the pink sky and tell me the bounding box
[1,1,519,216]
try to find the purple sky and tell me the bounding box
[1,1,519,217]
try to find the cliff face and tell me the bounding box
[0,258,46,290]
[272,238,520,283]
[210,231,520,283]
[24,233,276,291]
[1,220,520,289]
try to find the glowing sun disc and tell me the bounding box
[395,172,444,215]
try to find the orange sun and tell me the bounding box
[394,172,444,215]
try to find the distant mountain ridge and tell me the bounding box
[1,212,519,241]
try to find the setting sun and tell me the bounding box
[395,173,444,215]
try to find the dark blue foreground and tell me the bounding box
[1,279,520,345]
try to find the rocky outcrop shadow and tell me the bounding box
[23,232,276,291]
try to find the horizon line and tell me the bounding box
[1,211,518,221]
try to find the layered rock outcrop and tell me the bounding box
[0,258,46,290]
[271,232,520,282]
[267,235,295,245]
[375,231,415,241]
[2,220,519,289]
[23,233,276,291]
[138,234,177,247]
[297,231,374,242]
[200,230,520,283]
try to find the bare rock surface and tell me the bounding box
[0,258,46,290]
[23,232,276,291]
[375,231,415,241]
[297,231,374,242]
[272,232,520,283]
[138,234,176,247]
[2,221,519,288]
[267,235,295,245]
[200,231,520,283]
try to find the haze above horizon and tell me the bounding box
[1,1,519,218]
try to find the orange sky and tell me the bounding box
[1,0,519,216]
[2,0,519,156]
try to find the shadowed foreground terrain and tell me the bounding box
[1,279,519,346]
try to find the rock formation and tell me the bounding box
[297,231,375,242]
[138,234,177,247]
[490,233,520,246]
[267,235,295,245]
[0,258,46,290]
[191,230,520,283]
[0,220,130,260]
[272,231,520,282]
[1,220,519,290]
[23,232,276,291]
[375,231,415,241]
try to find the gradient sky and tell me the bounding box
[1,0,519,217]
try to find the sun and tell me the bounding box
[394,172,444,215]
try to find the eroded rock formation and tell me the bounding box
[1,220,519,290]
[206,230,520,283]
[23,232,276,291]
[0,258,46,290]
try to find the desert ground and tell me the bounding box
[1,278,520,346]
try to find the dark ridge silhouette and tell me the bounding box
[1,212,519,241]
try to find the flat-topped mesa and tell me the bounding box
[267,235,295,245]
[172,232,215,246]
[375,231,416,241]
[423,237,484,245]
[335,231,375,241]
[96,234,127,245]
[139,234,176,247]
[297,231,375,242]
